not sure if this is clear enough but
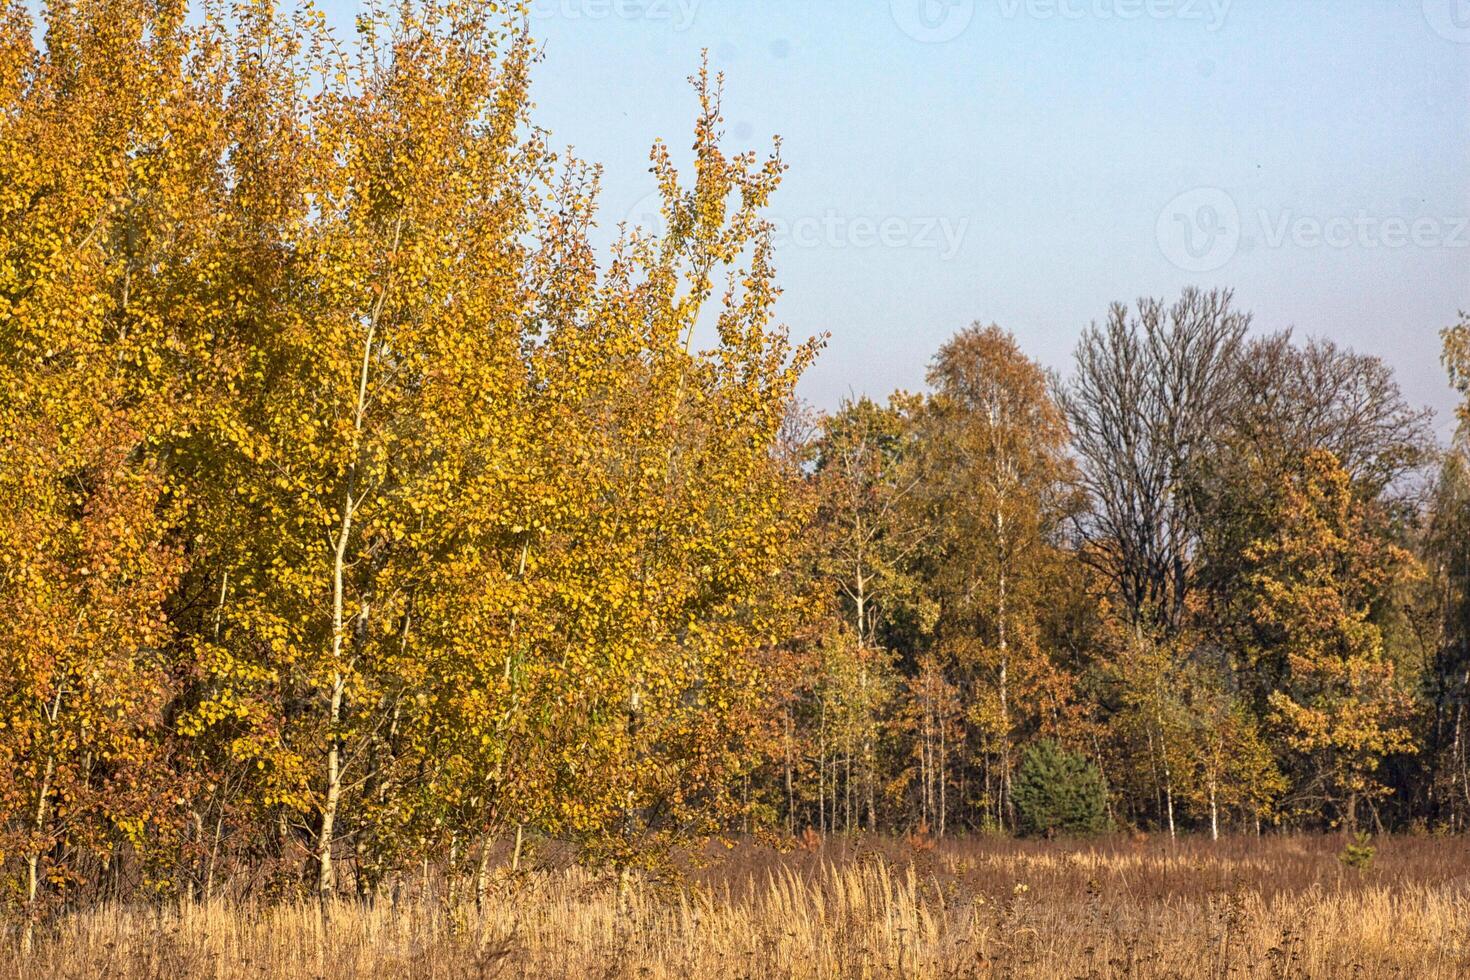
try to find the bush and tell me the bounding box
[1012,741,1110,837]
[1339,833,1375,871]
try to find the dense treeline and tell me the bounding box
[0,0,1466,929]
[0,0,816,922]
[782,306,1463,843]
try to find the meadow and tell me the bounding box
[6,834,1467,979]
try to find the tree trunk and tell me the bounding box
[864,729,876,833]
[938,697,948,839]
[818,700,827,834]
[996,513,1012,831]
[844,747,852,833]
[784,709,795,835]
[1092,734,1116,828]
[861,663,875,833]
[23,766,48,956]
[1164,776,1176,842]
[318,671,346,901]
[920,687,932,830]
[855,567,875,833]
[475,839,492,915]
[24,689,63,954]
[1209,776,1219,842]
[317,216,401,903]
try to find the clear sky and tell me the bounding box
[348,1,1470,431]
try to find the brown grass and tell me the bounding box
[6,835,1469,978]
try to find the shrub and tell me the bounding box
[1012,741,1110,836]
[1339,833,1375,871]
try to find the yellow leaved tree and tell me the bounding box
[163,2,816,899]
[0,0,226,928]
[1245,450,1417,835]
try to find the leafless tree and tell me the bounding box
[1222,332,1434,497]
[1061,288,1249,630]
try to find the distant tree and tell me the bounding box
[812,397,928,654]
[1444,311,1470,430]
[1245,451,1418,835]
[801,632,898,835]
[1191,335,1433,631]
[807,397,926,830]
[892,655,965,837]
[1227,333,1433,492]
[1012,740,1110,837]
[1187,335,1433,731]
[913,324,1078,830]
[1180,668,1284,839]
[1099,624,1197,838]
[1413,438,1470,830]
[1063,289,1248,631]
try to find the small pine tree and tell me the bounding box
[1339,833,1375,871]
[1012,741,1110,837]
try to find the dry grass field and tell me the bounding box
[5,834,1468,978]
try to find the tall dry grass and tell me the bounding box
[5,835,1468,978]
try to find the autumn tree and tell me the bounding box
[0,0,229,929]
[162,1,562,902]
[1099,625,1194,837]
[911,325,1076,829]
[1445,311,1470,430]
[162,3,816,898]
[892,655,963,836]
[1245,451,1417,834]
[1191,335,1432,676]
[1407,435,1470,828]
[1178,666,1283,839]
[806,396,925,830]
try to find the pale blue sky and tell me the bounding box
[344,1,1470,429]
